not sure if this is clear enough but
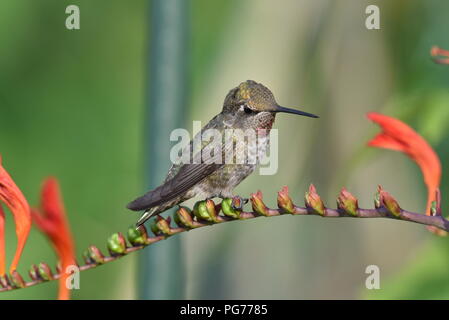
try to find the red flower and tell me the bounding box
[32,178,76,300]
[0,156,31,274]
[431,46,449,65]
[367,112,445,235]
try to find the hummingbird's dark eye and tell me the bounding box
[243,106,254,114]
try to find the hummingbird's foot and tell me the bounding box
[231,196,248,211]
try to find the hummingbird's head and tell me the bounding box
[223,80,318,121]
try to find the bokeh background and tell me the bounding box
[1,0,449,299]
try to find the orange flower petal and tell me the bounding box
[0,156,31,273]
[368,133,408,152]
[32,178,75,300]
[367,112,442,216]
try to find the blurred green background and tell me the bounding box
[1,0,449,299]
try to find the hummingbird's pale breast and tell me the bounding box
[194,119,273,199]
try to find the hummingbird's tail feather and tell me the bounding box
[127,189,159,211]
[127,184,172,211]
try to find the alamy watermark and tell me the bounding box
[65,5,80,30]
[365,5,380,30]
[65,265,80,290]
[365,264,380,289]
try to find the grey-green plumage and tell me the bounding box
[127,80,318,226]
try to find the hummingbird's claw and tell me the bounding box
[231,196,248,211]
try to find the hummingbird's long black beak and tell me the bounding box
[274,105,319,118]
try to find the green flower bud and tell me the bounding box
[193,200,214,222]
[221,198,241,218]
[379,188,401,217]
[174,206,195,228]
[250,191,269,216]
[10,271,25,288]
[127,225,149,246]
[277,186,294,214]
[87,245,105,264]
[107,232,127,256]
[38,263,54,281]
[305,184,325,216]
[154,216,172,235]
[28,265,39,281]
[337,188,358,217]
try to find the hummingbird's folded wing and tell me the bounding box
[126,137,231,211]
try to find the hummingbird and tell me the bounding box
[127,80,318,226]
